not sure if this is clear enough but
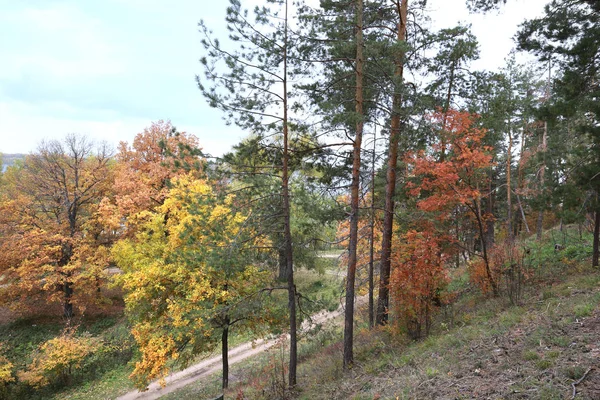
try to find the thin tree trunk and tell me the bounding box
[440,62,456,161]
[516,193,530,233]
[536,120,547,240]
[222,317,230,389]
[473,198,498,296]
[376,0,408,326]
[537,62,551,240]
[515,121,527,235]
[486,169,496,246]
[507,127,513,242]
[343,0,364,370]
[368,128,376,329]
[282,0,297,386]
[593,206,599,268]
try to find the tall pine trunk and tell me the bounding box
[486,169,496,246]
[507,127,513,242]
[593,204,599,268]
[537,62,551,240]
[281,0,297,386]
[343,0,364,369]
[377,0,408,326]
[537,120,547,240]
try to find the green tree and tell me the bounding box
[197,0,300,385]
[518,0,600,266]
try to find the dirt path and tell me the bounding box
[117,294,361,400]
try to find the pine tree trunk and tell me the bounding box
[278,246,287,281]
[343,0,364,370]
[486,171,496,247]
[282,0,297,386]
[440,61,456,161]
[474,198,498,296]
[507,128,513,242]
[368,129,376,329]
[377,0,408,326]
[538,61,550,241]
[537,120,547,241]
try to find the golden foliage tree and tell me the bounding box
[113,175,271,389]
[18,330,99,388]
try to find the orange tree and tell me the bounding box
[98,120,204,238]
[393,109,496,333]
[0,135,113,319]
[390,227,451,338]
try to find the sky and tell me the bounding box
[0,0,548,157]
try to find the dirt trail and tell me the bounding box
[117,294,361,400]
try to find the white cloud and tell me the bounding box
[0,100,244,156]
[0,3,124,81]
[0,0,551,158]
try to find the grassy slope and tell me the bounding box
[163,227,600,400]
[0,313,136,400]
[295,272,600,400]
[296,227,600,400]
[159,270,600,400]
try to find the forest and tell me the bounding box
[0,0,599,399]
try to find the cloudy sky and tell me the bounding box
[0,0,547,157]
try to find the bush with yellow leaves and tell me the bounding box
[0,343,14,386]
[18,329,100,388]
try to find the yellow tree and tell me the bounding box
[113,175,271,389]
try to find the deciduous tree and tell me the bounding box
[113,175,271,390]
[0,135,112,319]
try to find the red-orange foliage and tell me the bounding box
[406,110,498,296]
[99,121,204,236]
[391,228,450,338]
[407,110,493,215]
[390,110,496,335]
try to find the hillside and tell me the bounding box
[0,153,26,171]
[158,229,600,400]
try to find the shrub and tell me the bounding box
[18,329,100,388]
[0,343,14,385]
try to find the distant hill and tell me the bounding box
[1,153,26,172]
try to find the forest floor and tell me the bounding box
[161,264,600,399]
[291,271,600,400]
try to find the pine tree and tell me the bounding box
[198,0,301,385]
